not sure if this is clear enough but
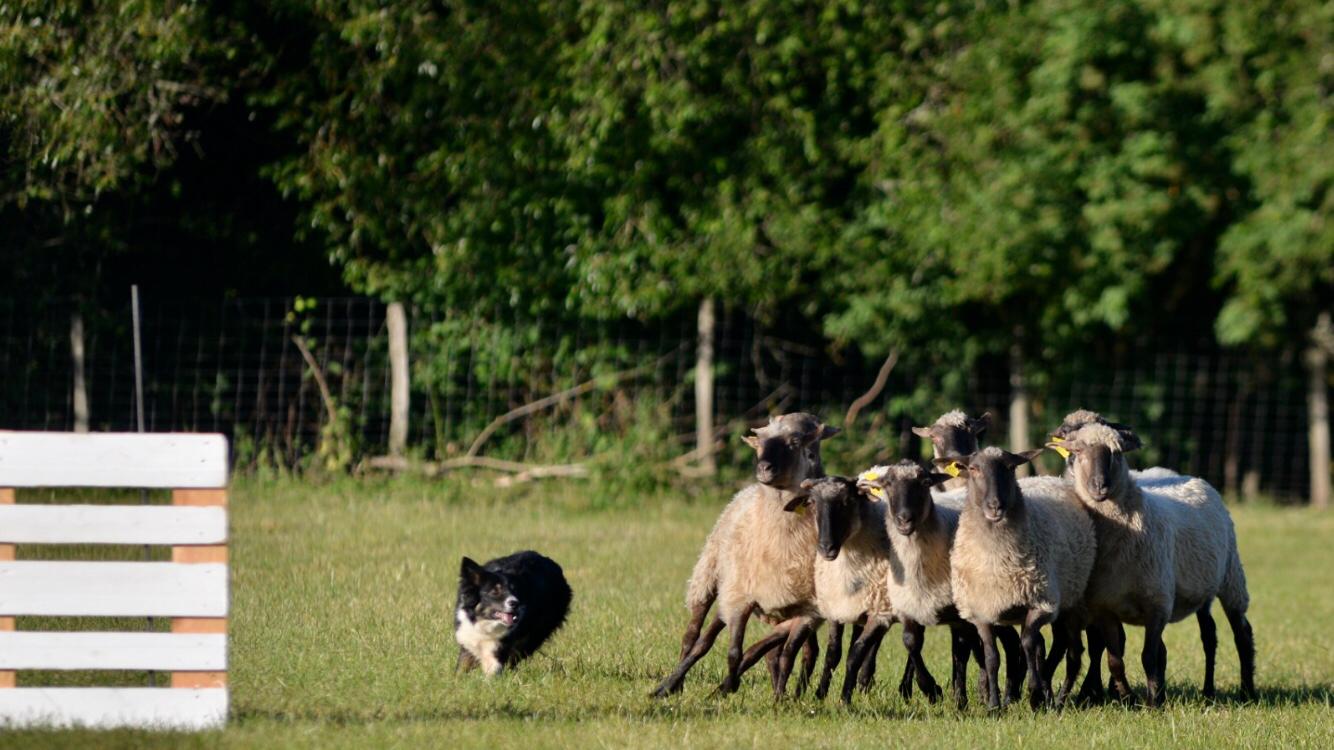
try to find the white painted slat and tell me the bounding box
[0,562,227,617]
[0,632,226,671]
[0,504,227,545]
[0,688,227,730]
[0,432,228,489]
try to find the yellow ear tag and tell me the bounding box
[857,469,887,501]
[944,461,961,478]
[795,504,807,515]
[1049,435,1071,459]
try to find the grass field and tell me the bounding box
[5,476,1334,748]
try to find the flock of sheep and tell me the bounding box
[650,409,1255,710]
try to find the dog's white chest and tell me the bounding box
[456,607,508,675]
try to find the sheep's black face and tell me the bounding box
[799,477,860,560]
[743,414,840,491]
[1058,423,1142,506]
[884,474,937,536]
[913,413,989,460]
[943,448,1041,524]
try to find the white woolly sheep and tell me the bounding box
[859,461,1029,708]
[1049,409,1179,482]
[1051,423,1254,706]
[781,475,933,705]
[651,413,838,698]
[945,447,1097,710]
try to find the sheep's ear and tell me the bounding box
[934,454,969,471]
[817,424,840,441]
[1005,448,1046,468]
[741,434,761,450]
[1044,440,1072,459]
[783,495,811,513]
[969,412,992,437]
[924,472,953,487]
[1115,428,1143,453]
[911,425,932,438]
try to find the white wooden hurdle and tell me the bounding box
[0,431,229,730]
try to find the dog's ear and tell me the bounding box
[460,556,485,586]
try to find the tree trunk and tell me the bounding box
[1224,373,1249,499]
[1308,311,1332,510]
[1009,332,1030,477]
[70,311,89,433]
[387,302,410,458]
[695,297,716,476]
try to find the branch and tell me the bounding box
[843,348,900,429]
[464,349,677,458]
[291,335,338,425]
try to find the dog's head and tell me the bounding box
[458,557,523,629]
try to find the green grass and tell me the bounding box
[4,477,1334,748]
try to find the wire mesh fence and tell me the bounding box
[0,296,1319,501]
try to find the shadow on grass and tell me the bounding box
[235,680,1334,726]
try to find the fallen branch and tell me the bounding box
[465,349,678,459]
[844,348,900,429]
[361,454,590,483]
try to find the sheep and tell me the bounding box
[779,475,936,705]
[1049,409,1179,482]
[945,447,1096,710]
[651,413,838,698]
[858,461,1029,709]
[912,410,991,492]
[1046,410,1230,704]
[1049,423,1255,707]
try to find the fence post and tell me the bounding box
[1308,311,1332,510]
[1009,330,1030,477]
[70,311,89,433]
[695,297,716,475]
[387,302,410,458]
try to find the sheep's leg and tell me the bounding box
[1103,621,1135,703]
[840,622,886,705]
[1223,605,1256,700]
[815,622,844,700]
[651,614,726,697]
[679,598,713,660]
[775,618,815,698]
[949,623,973,710]
[1077,623,1109,705]
[974,622,1002,711]
[1043,625,1066,683]
[967,627,989,702]
[729,627,788,692]
[1141,616,1168,708]
[794,627,820,697]
[901,620,943,703]
[1196,600,1217,699]
[1021,609,1055,710]
[718,604,758,695]
[996,625,1025,705]
[857,627,881,692]
[1054,616,1084,708]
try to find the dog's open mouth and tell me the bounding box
[492,611,516,626]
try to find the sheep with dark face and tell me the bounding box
[1050,409,1179,482]
[912,410,991,491]
[652,413,838,698]
[859,461,1028,709]
[782,475,938,705]
[946,447,1096,710]
[1050,423,1254,707]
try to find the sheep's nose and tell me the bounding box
[896,512,912,525]
[818,546,839,561]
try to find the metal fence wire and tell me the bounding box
[0,296,1318,501]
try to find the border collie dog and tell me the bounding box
[455,550,572,675]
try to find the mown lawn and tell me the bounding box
[5,476,1333,748]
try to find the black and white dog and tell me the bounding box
[455,550,572,675]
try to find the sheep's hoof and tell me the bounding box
[649,681,681,699]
